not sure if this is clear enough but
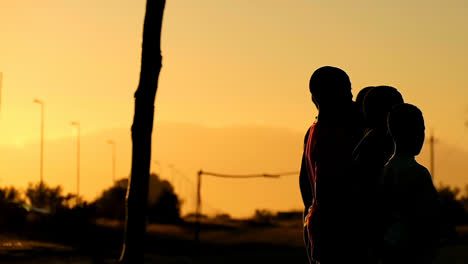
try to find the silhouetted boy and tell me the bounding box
[355,86,374,129]
[354,86,404,167]
[352,86,404,262]
[299,66,363,263]
[381,103,440,264]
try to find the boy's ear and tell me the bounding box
[312,95,319,109]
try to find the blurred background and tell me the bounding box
[0,0,467,263]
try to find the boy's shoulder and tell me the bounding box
[384,155,430,178]
[409,161,435,190]
[412,160,431,176]
[354,129,384,161]
[385,155,423,169]
[384,156,434,188]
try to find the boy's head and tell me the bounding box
[356,86,374,110]
[356,86,375,126]
[363,86,404,129]
[309,66,352,110]
[388,103,425,156]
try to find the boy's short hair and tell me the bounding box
[356,86,374,110]
[309,66,352,108]
[388,103,425,155]
[363,86,403,129]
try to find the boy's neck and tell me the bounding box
[393,147,416,159]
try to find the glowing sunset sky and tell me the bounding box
[0,0,467,216]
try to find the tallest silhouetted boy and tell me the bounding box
[300,66,363,263]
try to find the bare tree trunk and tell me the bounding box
[119,1,166,263]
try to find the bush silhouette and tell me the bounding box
[251,209,275,225]
[147,173,181,223]
[460,184,468,215]
[0,186,27,229]
[437,184,468,240]
[25,182,74,213]
[438,184,467,226]
[95,179,128,220]
[94,174,181,223]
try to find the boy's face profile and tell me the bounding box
[388,103,425,156]
[412,123,425,156]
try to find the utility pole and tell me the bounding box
[195,170,202,242]
[0,73,3,114]
[107,140,116,184]
[429,130,436,181]
[153,160,161,176]
[193,170,294,243]
[168,164,177,190]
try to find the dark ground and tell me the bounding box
[1,218,467,264]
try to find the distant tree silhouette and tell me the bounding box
[95,174,180,223]
[0,186,26,228]
[95,179,128,220]
[0,186,23,204]
[120,0,166,263]
[25,182,74,213]
[461,184,468,213]
[147,173,181,223]
[252,209,274,225]
[214,213,231,221]
[437,184,467,229]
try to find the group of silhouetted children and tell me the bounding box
[300,66,440,264]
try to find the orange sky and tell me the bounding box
[0,0,467,217]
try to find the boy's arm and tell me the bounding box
[413,168,439,212]
[410,167,441,242]
[299,129,312,210]
[299,129,313,263]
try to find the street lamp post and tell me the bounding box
[0,72,3,114]
[71,121,80,202]
[33,99,44,184]
[153,160,161,176]
[107,140,116,184]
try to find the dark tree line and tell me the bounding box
[0,173,181,230]
[95,173,181,223]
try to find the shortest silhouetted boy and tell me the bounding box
[380,103,440,264]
